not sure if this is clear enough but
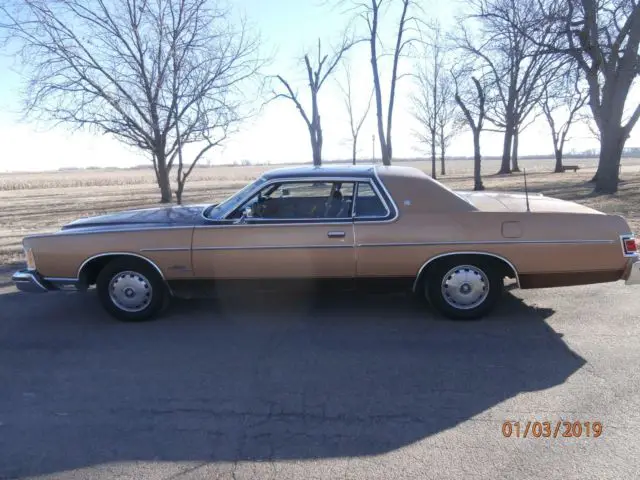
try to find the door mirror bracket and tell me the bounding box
[234,206,254,225]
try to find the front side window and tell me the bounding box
[205,176,267,219]
[354,182,388,218]
[228,181,355,220]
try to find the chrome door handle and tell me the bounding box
[327,231,346,238]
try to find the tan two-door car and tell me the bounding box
[12,165,640,321]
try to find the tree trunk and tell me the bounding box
[369,13,390,167]
[310,125,322,166]
[156,151,172,203]
[175,181,185,205]
[554,147,564,173]
[312,143,321,166]
[440,142,446,176]
[498,120,514,174]
[511,129,520,172]
[594,127,625,193]
[352,138,357,165]
[431,131,437,179]
[588,71,633,186]
[379,134,390,165]
[473,129,484,191]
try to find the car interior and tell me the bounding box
[227,181,387,220]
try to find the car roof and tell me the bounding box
[261,164,377,180]
[261,164,427,180]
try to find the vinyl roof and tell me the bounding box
[261,164,427,180]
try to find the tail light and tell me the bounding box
[621,235,638,256]
[24,248,36,270]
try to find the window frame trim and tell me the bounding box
[352,181,391,221]
[218,175,396,225]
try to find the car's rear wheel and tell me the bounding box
[424,257,503,320]
[96,258,167,322]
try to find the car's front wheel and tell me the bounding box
[96,258,168,322]
[425,258,502,320]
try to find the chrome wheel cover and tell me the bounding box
[108,271,153,313]
[440,265,489,310]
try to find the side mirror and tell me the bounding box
[234,206,254,224]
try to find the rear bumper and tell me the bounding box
[12,270,50,293]
[624,256,640,285]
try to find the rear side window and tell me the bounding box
[354,183,387,218]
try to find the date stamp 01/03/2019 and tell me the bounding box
[502,421,603,439]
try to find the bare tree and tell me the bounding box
[461,0,560,174]
[491,0,640,192]
[337,64,374,165]
[345,0,420,165]
[413,51,463,178]
[273,37,352,166]
[412,20,446,178]
[453,66,491,191]
[436,75,465,176]
[540,66,588,173]
[1,0,262,203]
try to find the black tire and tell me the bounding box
[424,257,503,320]
[96,257,168,322]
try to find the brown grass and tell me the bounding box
[2,157,639,268]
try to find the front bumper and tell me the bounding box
[624,256,640,285]
[12,269,50,293]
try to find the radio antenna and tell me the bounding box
[523,168,531,212]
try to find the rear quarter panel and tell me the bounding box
[362,170,632,282]
[356,210,629,278]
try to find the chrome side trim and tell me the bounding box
[361,239,615,248]
[216,176,368,222]
[43,277,80,283]
[43,277,82,291]
[412,251,521,292]
[193,244,354,251]
[195,220,354,229]
[222,217,353,223]
[371,166,400,224]
[197,174,399,226]
[351,179,392,220]
[25,225,194,239]
[77,252,168,281]
[139,247,191,252]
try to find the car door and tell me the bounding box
[191,180,356,280]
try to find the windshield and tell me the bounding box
[204,176,267,219]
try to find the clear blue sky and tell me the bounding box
[0,0,630,172]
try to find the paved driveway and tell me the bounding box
[0,281,638,479]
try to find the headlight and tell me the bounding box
[25,248,36,270]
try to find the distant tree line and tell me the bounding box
[1,0,639,201]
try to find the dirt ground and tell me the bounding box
[1,157,639,267]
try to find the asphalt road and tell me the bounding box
[0,278,639,480]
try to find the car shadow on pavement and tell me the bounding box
[0,288,584,478]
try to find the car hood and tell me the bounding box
[61,204,210,231]
[455,190,603,214]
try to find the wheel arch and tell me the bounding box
[412,251,520,292]
[78,252,167,287]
